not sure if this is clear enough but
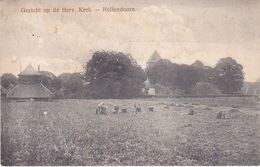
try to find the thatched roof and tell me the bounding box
[1,86,8,95]
[7,83,52,99]
[19,64,41,76]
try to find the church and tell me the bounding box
[143,50,182,97]
[7,64,53,101]
[143,50,161,96]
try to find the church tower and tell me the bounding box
[143,50,162,96]
[146,50,162,69]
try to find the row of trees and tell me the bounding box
[146,57,244,94]
[1,51,245,98]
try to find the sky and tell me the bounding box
[0,0,260,82]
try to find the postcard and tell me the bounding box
[1,0,259,166]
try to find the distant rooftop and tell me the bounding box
[18,64,41,76]
[147,50,162,63]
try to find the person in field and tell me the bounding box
[134,103,142,112]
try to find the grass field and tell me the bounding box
[1,97,260,165]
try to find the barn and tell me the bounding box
[7,64,53,101]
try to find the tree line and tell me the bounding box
[146,57,244,95]
[1,51,246,98]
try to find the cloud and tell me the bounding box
[0,0,259,81]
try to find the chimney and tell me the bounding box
[38,65,40,72]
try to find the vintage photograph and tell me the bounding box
[1,0,260,166]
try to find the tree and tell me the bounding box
[57,73,86,98]
[146,59,176,87]
[62,73,85,98]
[1,73,18,89]
[49,78,62,91]
[57,73,72,83]
[147,59,200,94]
[39,71,56,88]
[191,60,215,83]
[84,51,146,98]
[174,64,200,94]
[213,57,244,94]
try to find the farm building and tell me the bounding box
[7,64,53,101]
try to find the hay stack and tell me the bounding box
[188,109,195,115]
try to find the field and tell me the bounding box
[1,97,260,165]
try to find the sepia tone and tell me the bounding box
[1,0,260,166]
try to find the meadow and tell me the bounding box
[1,97,260,165]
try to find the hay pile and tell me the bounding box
[191,82,222,96]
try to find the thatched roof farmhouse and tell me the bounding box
[7,64,52,101]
